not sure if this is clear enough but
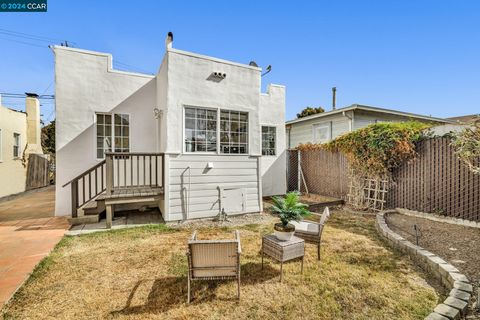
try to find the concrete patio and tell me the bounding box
[67,209,164,236]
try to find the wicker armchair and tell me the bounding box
[291,206,330,260]
[186,230,241,303]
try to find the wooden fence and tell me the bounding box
[288,148,349,199]
[26,154,50,190]
[288,137,480,222]
[388,137,480,221]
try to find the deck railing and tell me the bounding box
[105,152,165,196]
[63,152,165,217]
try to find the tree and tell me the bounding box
[41,120,55,155]
[296,106,325,119]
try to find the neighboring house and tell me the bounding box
[0,94,44,198]
[448,114,480,124]
[54,33,286,222]
[286,104,453,148]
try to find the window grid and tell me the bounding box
[220,110,248,154]
[185,107,217,152]
[261,126,276,156]
[114,114,130,153]
[96,113,130,159]
[96,114,112,159]
[13,133,20,158]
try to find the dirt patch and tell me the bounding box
[387,212,480,318]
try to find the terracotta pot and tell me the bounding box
[274,223,295,241]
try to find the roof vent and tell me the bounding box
[207,72,226,82]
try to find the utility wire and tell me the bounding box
[0,36,48,48]
[0,28,76,45]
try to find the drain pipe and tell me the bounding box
[342,111,353,132]
[182,166,191,220]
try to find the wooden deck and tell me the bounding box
[97,186,164,200]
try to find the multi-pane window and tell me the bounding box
[96,114,112,159]
[13,133,20,158]
[220,110,248,154]
[313,124,330,143]
[114,114,130,153]
[96,113,129,159]
[185,107,217,152]
[261,126,276,156]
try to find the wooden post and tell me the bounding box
[106,203,113,229]
[71,180,78,218]
[161,155,165,188]
[297,150,301,192]
[106,154,113,196]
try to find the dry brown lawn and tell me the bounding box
[2,211,439,319]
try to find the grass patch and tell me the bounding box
[2,211,439,319]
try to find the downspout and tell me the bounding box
[342,111,354,132]
[286,124,292,149]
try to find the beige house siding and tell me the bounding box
[0,106,28,198]
[353,110,422,130]
[287,108,447,149]
[287,113,350,148]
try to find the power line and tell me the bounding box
[0,93,55,99]
[0,36,48,49]
[113,60,154,75]
[0,28,76,45]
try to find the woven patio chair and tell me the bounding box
[291,206,330,260]
[186,230,241,303]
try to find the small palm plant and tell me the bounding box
[270,192,311,240]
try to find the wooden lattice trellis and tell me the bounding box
[347,170,388,211]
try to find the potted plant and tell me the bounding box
[270,192,311,241]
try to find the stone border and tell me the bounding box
[396,208,480,229]
[376,210,472,320]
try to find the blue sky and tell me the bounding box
[0,0,479,124]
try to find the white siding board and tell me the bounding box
[169,188,258,200]
[167,154,261,220]
[169,168,257,176]
[170,175,258,185]
[169,182,258,192]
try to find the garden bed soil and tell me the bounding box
[264,194,344,213]
[387,212,480,318]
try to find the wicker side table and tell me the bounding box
[261,234,305,282]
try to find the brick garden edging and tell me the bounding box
[376,210,473,320]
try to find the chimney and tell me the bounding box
[165,31,173,49]
[25,92,43,154]
[332,87,337,110]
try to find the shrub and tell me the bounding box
[298,121,431,177]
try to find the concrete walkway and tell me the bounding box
[0,186,68,307]
[67,210,163,236]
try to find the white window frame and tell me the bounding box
[183,105,250,155]
[183,106,218,154]
[312,123,331,144]
[95,112,130,160]
[261,126,276,156]
[13,132,21,159]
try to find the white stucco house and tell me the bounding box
[54,33,286,223]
